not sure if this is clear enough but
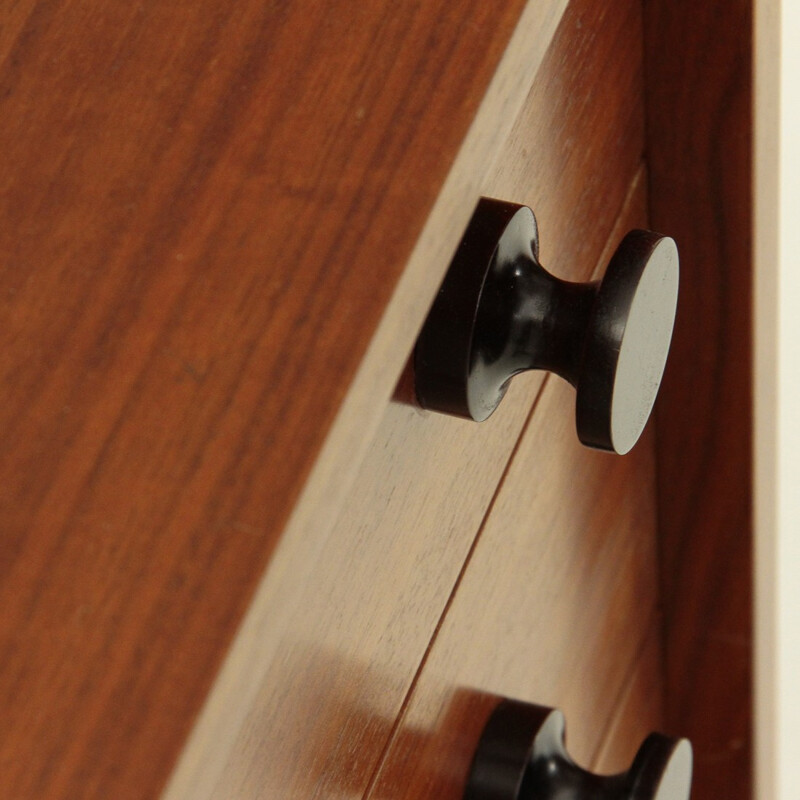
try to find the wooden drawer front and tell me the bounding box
[168,0,654,797]
[367,178,661,800]
[0,3,537,798]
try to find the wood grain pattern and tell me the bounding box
[594,631,666,775]
[364,324,661,800]
[170,1,648,795]
[644,3,753,800]
[1,2,542,797]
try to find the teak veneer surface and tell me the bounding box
[1,1,545,796]
[168,1,647,796]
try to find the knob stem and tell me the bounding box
[473,251,599,387]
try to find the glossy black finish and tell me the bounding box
[465,699,693,800]
[414,198,679,453]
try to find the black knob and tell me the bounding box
[414,198,679,454]
[465,699,692,800]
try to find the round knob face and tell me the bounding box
[576,231,679,454]
[651,739,693,800]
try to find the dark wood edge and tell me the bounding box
[644,3,753,800]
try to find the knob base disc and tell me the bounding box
[414,198,539,422]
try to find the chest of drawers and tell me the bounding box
[0,2,752,798]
